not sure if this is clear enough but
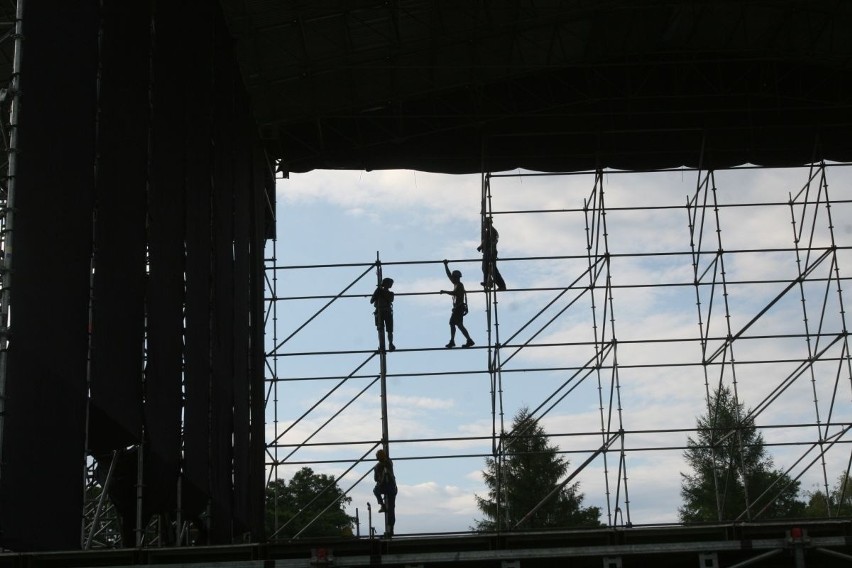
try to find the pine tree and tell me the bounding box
[474,407,601,531]
[679,385,804,522]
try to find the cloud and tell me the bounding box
[389,394,455,410]
[280,169,482,227]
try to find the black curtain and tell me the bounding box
[0,0,268,550]
[249,137,273,540]
[143,0,187,523]
[88,0,148,458]
[209,9,237,543]
[0,0,98,551]
[232,86,253,536]
[183,0,216,529]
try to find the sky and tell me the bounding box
[265,164,852,536]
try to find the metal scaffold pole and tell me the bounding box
[0,0,23,490]
[373,252,391,537]
[482,163,508,530]
[375,252,390,453]
[583,168,631,527]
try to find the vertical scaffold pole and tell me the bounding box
[374,252,390,530]
[688,148,753,521]
[481,142,506,529]
[0,0,24,489]
[585,169,631,526]
[375,253,389,453]
[269,207,281,536]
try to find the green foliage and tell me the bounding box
[679,385,804,522]
[803,473,852,517]
[473,407,602,531]
[265,467,355,539]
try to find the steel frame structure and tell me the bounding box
[0,0,20,506]
[263,154,852,543]
[481,167,631,531]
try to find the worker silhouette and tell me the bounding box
[373,448,397,537]
[370,277,395,351]
[477,217,506,290]
[440,260,474,348]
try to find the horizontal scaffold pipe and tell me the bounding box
[487,198,852,216]
[267,332,849,359]
[264,248,852,276]
[267,439,852,468]
[485,161,852,179]
[268,352,852,381]
[268,423,850,450]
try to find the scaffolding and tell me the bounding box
[264,156,852,539]
[0,0,21,506]
[0,0,845,559]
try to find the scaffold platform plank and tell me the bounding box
[1,520,850,568]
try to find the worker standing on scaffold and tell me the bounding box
[477,216,506,291]
[441,260,475,348]
[371,277,396,351]
[373,448,397,537]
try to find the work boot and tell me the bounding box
[445,340,455,348]
[463,339,475,348]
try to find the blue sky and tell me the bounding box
[266,165,852,535]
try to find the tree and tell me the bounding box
[679,385,805,522]
[474,406,602,531]
[266,467,355,539]
[803,472,852,517]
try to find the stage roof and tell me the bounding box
[220,0,852,175]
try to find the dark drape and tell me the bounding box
[88,0,149,456]
[232,86,253,535]
[0,0,268,551]
[0,0,98,551]
[249,138,272,539]
[144,0,188,520]
[209,10,237,542]
[183,0,216,526]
